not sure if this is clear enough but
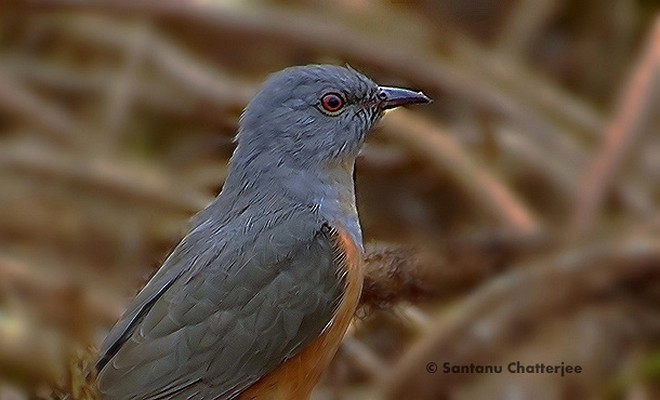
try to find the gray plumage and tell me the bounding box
[96,65,430,399]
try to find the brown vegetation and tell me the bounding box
[0,1,658,399]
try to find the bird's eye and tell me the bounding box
[320,93,345,114]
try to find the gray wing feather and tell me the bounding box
[96,210,345,400]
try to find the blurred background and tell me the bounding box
[1,0,659,399]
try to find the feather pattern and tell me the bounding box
[96,208,352,400]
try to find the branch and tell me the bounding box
[0,144,210,214]
[53,15,255,109]
[382,111,542,235]
[571,16,660,237]
[0,67,86,148]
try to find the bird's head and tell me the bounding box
[234,65,430,169]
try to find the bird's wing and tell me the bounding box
[96,233,195,372]
[96,214,351,400]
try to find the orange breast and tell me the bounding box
[238,227,363,400]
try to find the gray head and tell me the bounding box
[195,65,429,229]
[231,65,430,172]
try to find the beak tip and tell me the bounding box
[418,91,432,104]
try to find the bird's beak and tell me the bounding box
[378,86,432,110]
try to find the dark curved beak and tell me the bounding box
[378,86,432,110]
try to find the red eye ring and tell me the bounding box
[320,93,345,113]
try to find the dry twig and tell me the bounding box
[0,144,210,214]
[382,111,542,235]
[0,67,87,148]
[571,16,660,237]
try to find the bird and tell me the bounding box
[95,64,430,400]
